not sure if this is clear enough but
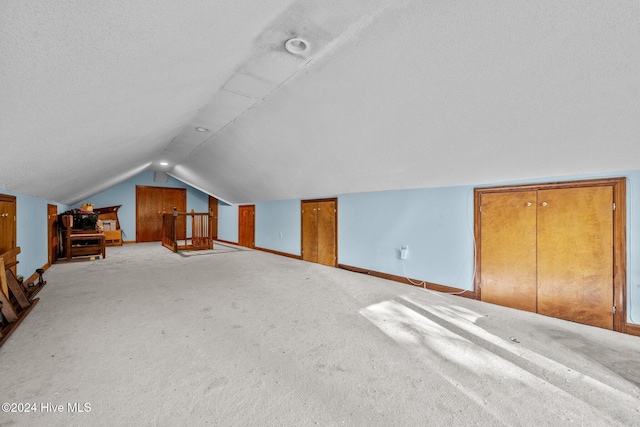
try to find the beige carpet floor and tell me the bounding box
[1,242,639,426]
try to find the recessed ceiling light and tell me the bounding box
[195,127,209,132]
[285,38,309,54]
[160,162,169,166]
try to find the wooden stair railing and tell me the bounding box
[162,209,213,252]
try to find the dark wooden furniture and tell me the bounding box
[0,247,45,347]
[61,215,106,261]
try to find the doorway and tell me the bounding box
[301,198,337,267]
[474,178,626,331]
[0,194,17,276]
[136,186,187,242]
[209,196,219,240]
[238,205,255,248]
[47,204,58,265]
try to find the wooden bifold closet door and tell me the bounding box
[301,199,337,267]
[136,186,187,242]
[536,187,613,329]
[479,191,538,313]
[478,180,622,330]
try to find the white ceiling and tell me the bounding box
[1,1,638,205]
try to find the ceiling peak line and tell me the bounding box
[159,2,404,172]
[185,59,314,156]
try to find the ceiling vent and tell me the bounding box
[285,38,309,54]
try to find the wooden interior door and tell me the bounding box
[537,186,614,329]
[0,195,17,276]
[302,202,319,263]
[136,186,186,242]
[316,200,337,267]
[47,204,58,265]
[209,196,218,240]
[480,191,537,312]
[238,205,255,248]
[137,186,163,242]
[301,199,337,267]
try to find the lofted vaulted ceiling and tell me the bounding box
[1,1,638,205]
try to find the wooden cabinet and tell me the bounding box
[476,179,625,330]
[301,199,337,267]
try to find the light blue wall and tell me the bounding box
[217,202,239,243]
[339,186,475,289]
[0,189,69,279]
[73,170,208,240]
[255,199,301,255]
[226,170,640,324]
[4,167,639,323]
[624,171,640,325]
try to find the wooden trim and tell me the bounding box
[474,177,627,333]
[625,323,640,337]
[0,194,16,203]
[301,197,339,204]
[612,179,627,332]
[473,188,482,301]
[123,240,137,244]
[216,239,239,246]
[254,246,302,260]
[338,264,475,298]
[475,177,625,194]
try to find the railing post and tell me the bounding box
[172,208,178,252]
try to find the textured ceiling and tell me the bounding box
[1,1,638,205]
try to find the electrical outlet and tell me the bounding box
[400,245,409,260]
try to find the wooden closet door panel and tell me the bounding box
[0,197,17,277]
[316,201,337,267]
[163,188,187,240]
[537,186,613,329]
[480,191,538,312]
[136,187,163,242]
[301,202,318,262]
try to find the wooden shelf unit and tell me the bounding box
[60,215,106,261]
